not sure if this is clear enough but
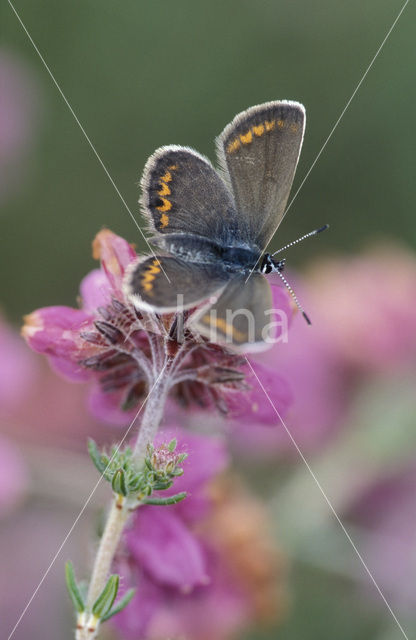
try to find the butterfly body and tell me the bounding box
[125,101,306,350]
[154,233,261,272]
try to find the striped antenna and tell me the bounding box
[272,224,329,257]
[275,269,311,325]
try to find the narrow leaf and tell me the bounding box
[167,438,177,452]
[92,574,119,618]
[152,480,173,490]
[112,469,127,496]
[143,491,187,506]
[87,439,108,475]
[101,589,136,622]
[65,561,85,613]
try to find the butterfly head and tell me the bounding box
[260,254,286,275]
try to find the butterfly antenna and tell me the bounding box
[272,224,329,257]
[275,269,311,325]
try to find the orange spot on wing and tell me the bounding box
[240,130,253,145]
[227,138,241,154]
[264,120,275,131]
[160,170,173,183]
[252,124,265,137]
[156,198,172,212]
[160,213,169,228]
[158,182,171,196]
[277,119,284,128]
[141,259,162,293]
[201,314,248,342]
[155,164,177,222]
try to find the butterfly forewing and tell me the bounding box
[216,101,305,249]
[140,145,248,244]
[124,255,229,312]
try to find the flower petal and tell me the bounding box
[88,384,137,426]
[79,269,112,312]
[126,507,208,590]
[92,229,137,295]
[226,360,293,425]
[22,307,92,382]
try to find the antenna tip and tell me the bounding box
[316,224,329,233]
[302,311,312,325]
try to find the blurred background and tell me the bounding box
[1,1,416,639]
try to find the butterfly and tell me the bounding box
[124,101,308,351]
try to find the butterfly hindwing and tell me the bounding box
[140,145,244,244]
[216,100,305,248]
[124,255,229,312]
[190,272,273,351]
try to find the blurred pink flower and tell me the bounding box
[0,312,38,416]
[0,435,27,515]
[307,244,416,374]
[0,49,39,203]
[115,429,284,639]
[231,276,349,457]
[23,229,294,428]
[0,312,104,450]
[348,463,416,611]
[232,244,416,458]
[0,315,33,513]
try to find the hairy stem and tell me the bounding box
[86,499,129,609]
[76,360,174,639]
[132,360,172,463]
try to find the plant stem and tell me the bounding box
[86,499,129,608]
[75,361,173,639]
[132,360,172,463]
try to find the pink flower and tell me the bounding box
[306,244,416,374]
[348,464,416,611]
[0,436,27,515]
[0,313,38,417]
[228,276,348,457]
[23,229,294,427]
[114,429,284,639]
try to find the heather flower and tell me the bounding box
[348,463,416,611]
[114,429,285,640]
[0,312,104,449]
[0,313,37,417]
[231,244,416,458]
[228,276,349,457]
[306,244,416,374]
[23,229,294,428]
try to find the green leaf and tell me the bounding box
[167,438,177,452]
[65,561,85,613]
[92,574,119,619]
[143,491,187,506]
[101,588,136,622]
[152,480,173,490]
[87,439,109,475]
[111,469,127,496]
